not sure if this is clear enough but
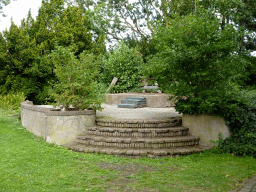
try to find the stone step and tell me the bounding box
[68,144,213,158]
[118,104,138,108]
[121,100,146,104]
[143,86,158,90]
[76,135,200,148]
[125,97,146,101]
[121,99,146,107]
[88,126,189,137]
[96,117,182,128]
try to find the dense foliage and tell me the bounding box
[1,0,256,156]
[100,41,143,93]
[215,90,256,157]
[0,92,25,111]
[49,46,103,110]
[145,11,249,114]
[0,0,105,104]
[144,10,255,156]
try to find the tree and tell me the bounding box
[100,41,143,93]
[72,0,256,52]
[1,20,41,99]
[0,32,8,92]
[72,0,172,42]
[49,46,103,110]
[145,11,249,114]
[0,0,105,103]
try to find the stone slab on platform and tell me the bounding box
[105,93,176,108]
[125,97,146,101]
[121,99,146,105]
[118,97,147,108]
[118,104,138,108]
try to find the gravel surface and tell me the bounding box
[96,103,182,119]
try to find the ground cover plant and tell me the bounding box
[1,109,256,192]
[0,92,25,112]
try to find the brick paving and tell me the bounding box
[239,176,256,192]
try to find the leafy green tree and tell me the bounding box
[49,46,103,110]
[72,0,172,42]
[1,20,41,99]
[101,41,143,93]
[145,11,249,114]
[1,0,105,103]
[0,32,8,92]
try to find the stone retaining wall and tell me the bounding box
[182,114,231,146]
[21,101,96,146]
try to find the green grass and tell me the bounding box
[1,109,256,192]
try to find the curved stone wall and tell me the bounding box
[21,101,96,146]
[182,114,230,146]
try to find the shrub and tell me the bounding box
[145,11,249,114]
[214,89,256,157]
[49,46,103,110]
[144,10,255,156]
[0,92,26,111]
[100,41,143,93]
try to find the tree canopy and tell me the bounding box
[0,0,105,103]
[145,10,250,114]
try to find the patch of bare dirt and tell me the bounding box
[98,162,159,192]
[98,162,157,176]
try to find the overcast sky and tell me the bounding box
[0,0,42,32]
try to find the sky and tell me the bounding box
[0,0,42,32]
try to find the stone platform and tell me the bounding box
[105,93,176,108]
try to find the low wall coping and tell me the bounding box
[21,101,96,116]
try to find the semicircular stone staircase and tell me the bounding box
[69,117,212,158]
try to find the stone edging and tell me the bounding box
[96,117,182,128]
[21,101,95,116]
[96,117,182,123]
[239,176,256,192]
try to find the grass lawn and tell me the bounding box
[0,109,256,192]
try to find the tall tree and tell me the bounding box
[1,20,40,98]
[145,11,249,114]
[72,0,171,42]
[1,0,105,103]
[0,32,8,93]
[71,0,256,53]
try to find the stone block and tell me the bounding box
[118,104,138,108]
